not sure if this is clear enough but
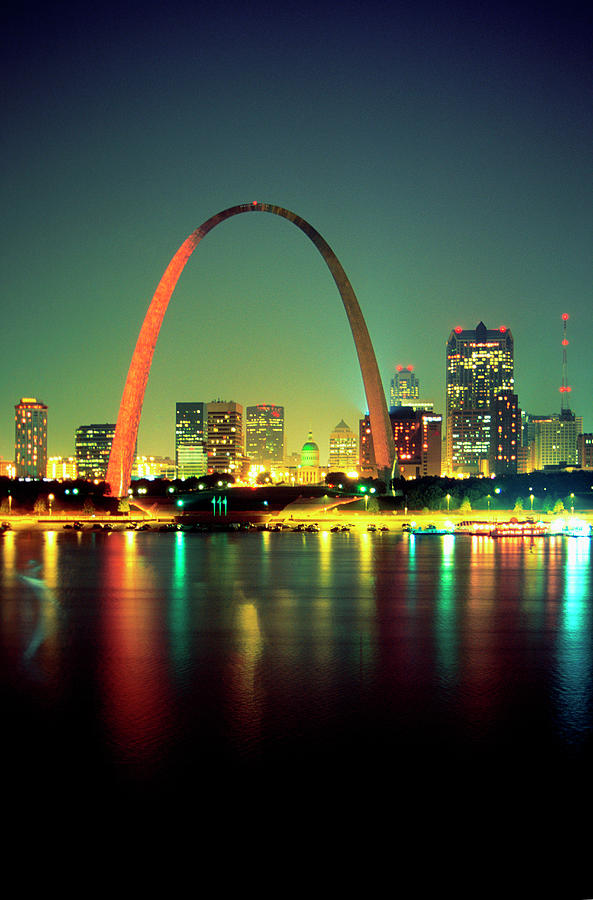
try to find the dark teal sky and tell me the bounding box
[1,1,591,462]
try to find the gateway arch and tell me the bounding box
[105,202,395,497]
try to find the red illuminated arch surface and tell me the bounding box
[105,202,395,496]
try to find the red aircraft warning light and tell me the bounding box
[560,314,571,411]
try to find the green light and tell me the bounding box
[176,499,184,507]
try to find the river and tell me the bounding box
[1,528,591,894]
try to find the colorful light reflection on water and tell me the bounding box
[0,529,592,800]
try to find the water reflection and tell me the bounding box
[1,529,592,794]
[100,531,175,774]
[226,600,264,754]
[170,531,191,673]
[14,532,61,668]
[555,537,593,745]
[435,533,458,687]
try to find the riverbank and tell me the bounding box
[3,508,593,533]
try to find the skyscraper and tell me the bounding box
[245,404,285,465]
[206,401,244,475]
[15,397,48,478]
[175,402,207,478]
[360,409,442,478]
[75,424,116,480]
[531,411,582,470]
[446,322,514,475]
[490,392,520,474]
[328,420,358,472]
[390,365,419,407]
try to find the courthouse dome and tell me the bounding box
[301,431,320,467]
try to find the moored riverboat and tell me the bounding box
[455,520,494,536]
[491,518,550,538]
[409,522,455,535]
[550,517,592,538]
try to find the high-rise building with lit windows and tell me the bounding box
[490,392,519,475]
[15,397,48,478]
[446,322,514,474]
[206,401,244,475]
[359,408,441,478]
[390,366,419,407]
[245,404,285,465]
[328,420,358,472]
[579,434,593,469]
[75,424,116,480]
[175,402,207,478]
[532,411,582,470]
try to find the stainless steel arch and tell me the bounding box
[105,202,395,497]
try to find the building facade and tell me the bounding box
[245,404,285,465]
[299,431,321,484]
[490,392,519,475]
[175,402,208,479]
[579,434,593,469]
[15,397,48,478]
[47,457,77,480]
[360,408,442,478]
[0,458,17,478]
[75,424,116,480]
[390,366,420,407]
[206,401,244,475]
[328,419,358,472]
[132,456,177,480]
[446,322,514,475]
[531,410,582,470]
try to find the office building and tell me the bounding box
[75,424,116,480]
[15,397,48,478]
[328,420,358,472]
[47,457,77,480]
[531,411,582,470]
[176,402,207,479]
[206,401,244,475]
[579,434,593,469]
[360,408,442,478]
[446,322,514,474]
[0,458,16,479]
[133,456,177,480]
[245,404,285,465]
[390,366,419,407]
[490,392,519,475]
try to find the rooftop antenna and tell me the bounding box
[560,313,571,413]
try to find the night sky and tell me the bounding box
[1,1,591,463]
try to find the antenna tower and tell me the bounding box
[560,313,571,413]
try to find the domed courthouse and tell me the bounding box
[299,431,321,484]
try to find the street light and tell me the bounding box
[446,493,451,512]
[487,494,491,512]
[48,493,54,516]
[529,492,534,512]
[570,493,575,515]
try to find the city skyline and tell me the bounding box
[1,2,591,461]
